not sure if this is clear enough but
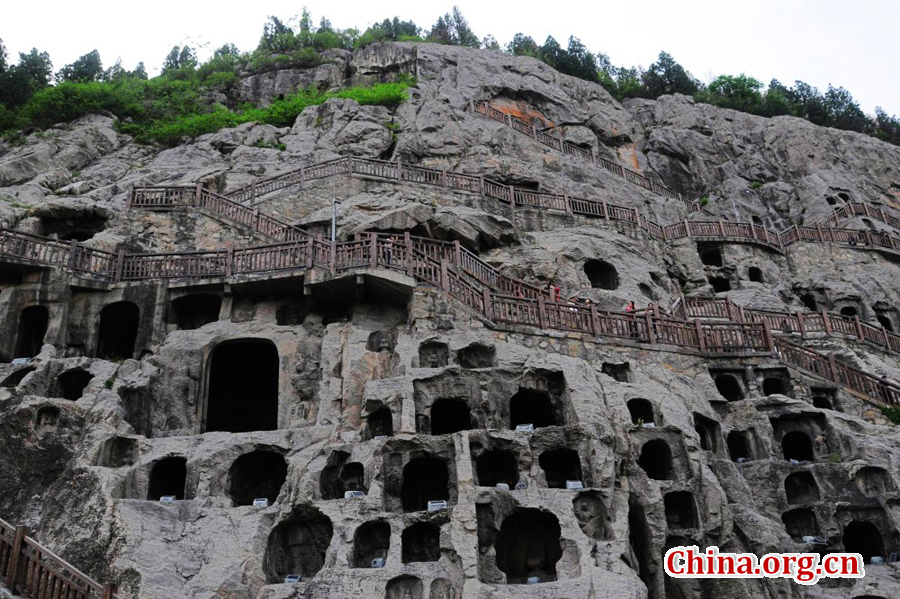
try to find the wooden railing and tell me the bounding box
[1,518,117,599]
[677,296,900,358]
[130,150,900,267]
[1,225,898,406]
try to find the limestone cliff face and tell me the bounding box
[1,43,900,599]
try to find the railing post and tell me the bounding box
[396,158,402,181]
[822,309,833,335]
[306,236,314,269]
[440,259,449,292]
[404,232,414,277]
[827,353,839,382]
[225,243,234,276]
[479,176,485,198]
[371,233,378,268]
[508,185,515,210]
[750,220,757,240]
[601,200,609,220]
[684,219,691,238]
[299,164,305,188]
[102,583,118,599]
[564,194,571,213]
[251,182,257,201]
[537,296,547,329]
[483,288,492,320]
[796,311,806,337]
[253,208,260,231]
[127,185,134,208]
[762,320,775,353]
[532,125,538,139]
[695,320,707,353]
[442,169,448,188]
[853,315,864,339]
[114,248,125,282]
[330,239,336,274]
[590,146,596,164]
[718,219,726,237]
[67,239,78,271]
[5,525,28,590]
[590,304,601,336]
[453,240,462,267]
[556,128,564,150]
[195,182,202,207]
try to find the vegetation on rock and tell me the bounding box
[1,5,898,146]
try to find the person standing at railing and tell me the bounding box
[547,282,560,303]
[623,301,638,338]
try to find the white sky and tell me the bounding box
[4,0,898,115]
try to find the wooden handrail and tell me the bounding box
[0,516,117,598]
[1,224,897,406]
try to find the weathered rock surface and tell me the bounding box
[1,42,900,599]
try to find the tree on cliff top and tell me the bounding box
[427,6,480,48]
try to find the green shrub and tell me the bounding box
[881,405,900,424]
[749,180,763,189]
[699,195,710,206]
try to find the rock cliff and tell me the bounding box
[1,42,900,599]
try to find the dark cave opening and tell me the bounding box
[430,398,472,435]
[727,431,752,461]
[509,389,559,429]
[638,439,673,480]
[714,374,743,401]
[228,450,287,506]
[763,377,786,396]
[351,520,391,568]
[584,259,619,290]
[708,276,731,293]
[402,522,440,563]
[171,294,221,330]
[148,456,187,500]
[781,431,814,462]
[366,407,394,438]
[664,491,698,529]
[781,508,819,541]
[56,369,93,400]
[401,456,449,512]
[206,339,278,433]
[842,521,885,563]
[15,305,49,359]
[693,413,720,452]
[97,301,139,360]
[475,450,519,488]
[748,267,764,283]
[627,398,655,425]
[539,448,582,489]
[264,506,333,582]
[784,472,819,504]
[495,509,562,584]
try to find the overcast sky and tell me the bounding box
[4,0,898,115]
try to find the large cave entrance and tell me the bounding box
[495,509,562,584]
[15,305,49,359]
[97,301,139,360]
[842,521,885,563]
[205,339,279,433]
